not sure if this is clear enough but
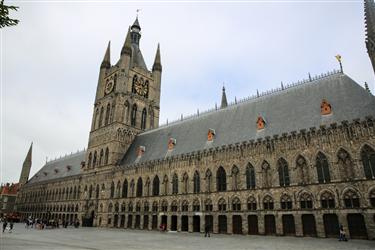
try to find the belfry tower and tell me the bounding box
[365,0,375,76]
[85,17,162,171]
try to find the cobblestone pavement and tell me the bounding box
[1,223,374,250]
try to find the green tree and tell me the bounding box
[0,0,19,28]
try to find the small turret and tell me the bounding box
[221,86,228,109]
[130,17,141,45]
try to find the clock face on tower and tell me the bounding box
[134,77,149,97]
[105,80,114,94]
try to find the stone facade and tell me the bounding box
[16,12,375,241]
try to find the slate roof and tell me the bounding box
[120,72,375,166]
[27,151,85,185]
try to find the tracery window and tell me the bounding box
[171,201,178,212]
[217,166,227,192]
[299,192,313,209]
[263,195,274,210]
[141,108,147,130]
[232,197,241,211]
[343,189,360,208]
[316,152,331,183]
[110,181,115,198]
[278,158,290,187]
[193,199,200,211]
[152,202,158,212]
[143,202,149,212]
[247,196,257,211]
[321,191,335,208]
[122,179,128,198]
[136,177,143,197]
[131,104,137,126]
[205,199,213,212]
[136,202,141,212]
[218,198,226,211]
[361,145,375,179]
[181,200,189,212]
[104,148,109,165]
[280,194,293,210]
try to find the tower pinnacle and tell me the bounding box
[100,41,111,69]
[365,0,375,75]
[221,86,228,109]
[152,43,162,72]
[19,143,32,185]
[121,27,132,56]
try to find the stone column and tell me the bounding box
[200,215,205,233]
[258,214,265,235]
[275,213,283,236]
[213,215,218,234]
[227,215,233,234]
[167,215,171,231]
[315,213,325,238]
[188,215,193,233]
[140,215,144,230]
[364,212,375,240]
[294,214,303,237]
[177,215,181,232]
[131,214,136,229]
[242,214,248,235]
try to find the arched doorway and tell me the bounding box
[347,214,367,239]
[82,210,94,227]
[232,215,242,234]
[248,215,258,235]
[143,215,149,230]
[323,214,339,238]
[135,215,141,229]
[171,215,177,231]
[127,215,133,228]
[302,214,316,237]
[120,215,125,228]
[114,214,119,228]
[218,215,227,234]
[193,216,200,232]
[205,215,213,233]
[152,215,158,230]
[264,215,276,235]
[282,215,295,236]
[181,216,189,231]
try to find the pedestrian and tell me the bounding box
[9,221,14,233]
[2,220,7,233]
[204,224,210,237]
[339,225,347,241]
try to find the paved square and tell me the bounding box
[1,223,375,250]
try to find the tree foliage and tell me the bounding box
[0,0,19,28]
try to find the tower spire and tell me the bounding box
[100,41,111,69]
[221,86,228,109]
[19,143,32,185]
[365,0,375,75]
[152,43,162,72]
[121,27,132,56]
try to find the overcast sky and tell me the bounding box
[1,0,373,183]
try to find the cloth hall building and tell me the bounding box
[15,2,375,240]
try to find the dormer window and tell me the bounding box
[54,169,59,174]
[66,165,72,171]
[43,172,48,176]
[137,146,146,157]
[257,116,266,130]
[321,99,332,115]
[207,129,216,141]
[168,138,176,150]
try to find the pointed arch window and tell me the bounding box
[343,189,360,208]
[217,166,227,192]
[232,197,241,211]
[122,180,128,198]
[320,191,335,208]
[152,201,158,212]
[299,192,313,209]
[99,106,104,127]
[218,198,227,211]
[161,200,168,212]
[144,201,149,212]
[124,101,130,124]
[205,169,212,193]
[110,181,115,198]
[246,163,256,189]
[104,148,109,165]
[263,195,274,210]
[181,200,189,212]
[316,152,331,183]
[361,145,375,179]
[280,194,292,209]
[96,184,100,199]
[171,201,178,212]
[105,103,111,125]
[231,165,239,191]
[132,75,138,94]
[153,175,160,196]
[193,171,200,193]
[141,108,147,130]
[277,158,290,187]
[88,185,93,199]
[182,173,189,194]
[247,196,257,211]
[192,199,200,211]
[205,199,213,211]
[93,151,97,168]
[136,178,142,197]
[172,174,178,194]
[131,104,137,126]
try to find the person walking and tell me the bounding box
[2,220,7,233]
[204,224,210,237]
[9,221,14,233]
[339,225,348,241]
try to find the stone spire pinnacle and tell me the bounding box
[365,0,375,75]
[152,43,162,72]
[221,86,228,109]
[121,27,132,56]
[19,143,32,185]
[100,41,111,69]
